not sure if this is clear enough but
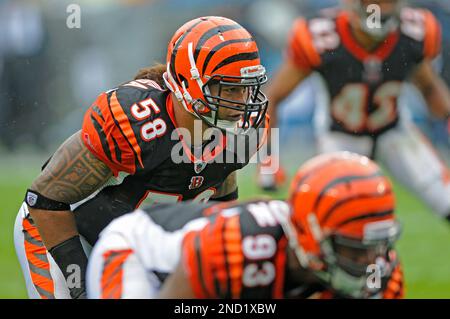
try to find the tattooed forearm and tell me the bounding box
[213,171,237,198]
[31,130,112,204]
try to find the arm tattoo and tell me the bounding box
[213,171,237,198]
[31,131,112,204]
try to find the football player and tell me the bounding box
[87,152,404,299]
[14,16,269,299]
[257,0,450,221]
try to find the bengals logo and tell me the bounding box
[189,176,204,190]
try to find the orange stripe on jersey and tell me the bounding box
[223,215,244,299]
[109,92,144,170]
[101,249,133,299]
[81,93,117,169]
[88,110,122,165]
[272,237,288,299]
[82,92,137,176]
[22,218,55,299]
[423,10,442,59]
[383,262,404,299]
[182,231,211,298]
[184,224,226,298]
[287,19,322,70]
[287,31,312,70]
[205,216,228,297]
[183,214,244,299]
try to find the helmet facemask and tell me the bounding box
[284,213,401,298]
[193,66,269,135]
[165,16,269,136]
[318,219,402,298]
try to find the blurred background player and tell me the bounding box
[257,0,450,223]
[13,16,269,299]
[3,0,449,300]
[87,152,403,299]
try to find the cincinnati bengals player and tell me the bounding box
[257,0,450,219]
[14,16,269,299]
[87,152,404,299]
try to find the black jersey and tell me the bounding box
[106,200,403,299]
[181,200,290,298]
[134,200,291,298]
[177,200,404,299]
[76,79,268,245]
[286,7,441,136]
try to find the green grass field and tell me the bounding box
[1,157,450,298]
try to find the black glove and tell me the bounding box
[48,235,89,299]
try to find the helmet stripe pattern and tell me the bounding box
[170,19,206,85]
[211,52,260,74]
[337,210,393,228]
[312,171,384,211]
[165,16,268,133]
[193,24,244,61]
[201,38,253,74]
[289,152,396,238]
[321,190,394,225]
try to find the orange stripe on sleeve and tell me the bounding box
[101,249,133,299]
[272,237,288,299]
[109,92,144,170]
[423,10,442,59]
[182,231,211,298]
[286,19,322,70]
[81,92,137,176]
[223,215,244,299]
[22,218,55,299]
[183,216,237,299]
[383,262,405,299]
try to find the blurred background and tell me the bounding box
[0,0,449,298]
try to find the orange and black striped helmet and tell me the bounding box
[286,152,401,298]
[164,16,268,134]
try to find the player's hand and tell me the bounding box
[256,155,286,191]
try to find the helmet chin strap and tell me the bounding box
[188,42,204,92]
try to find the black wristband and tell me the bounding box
[25,189,71,211]
[48,235,88,299]
[212,187,238,202]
